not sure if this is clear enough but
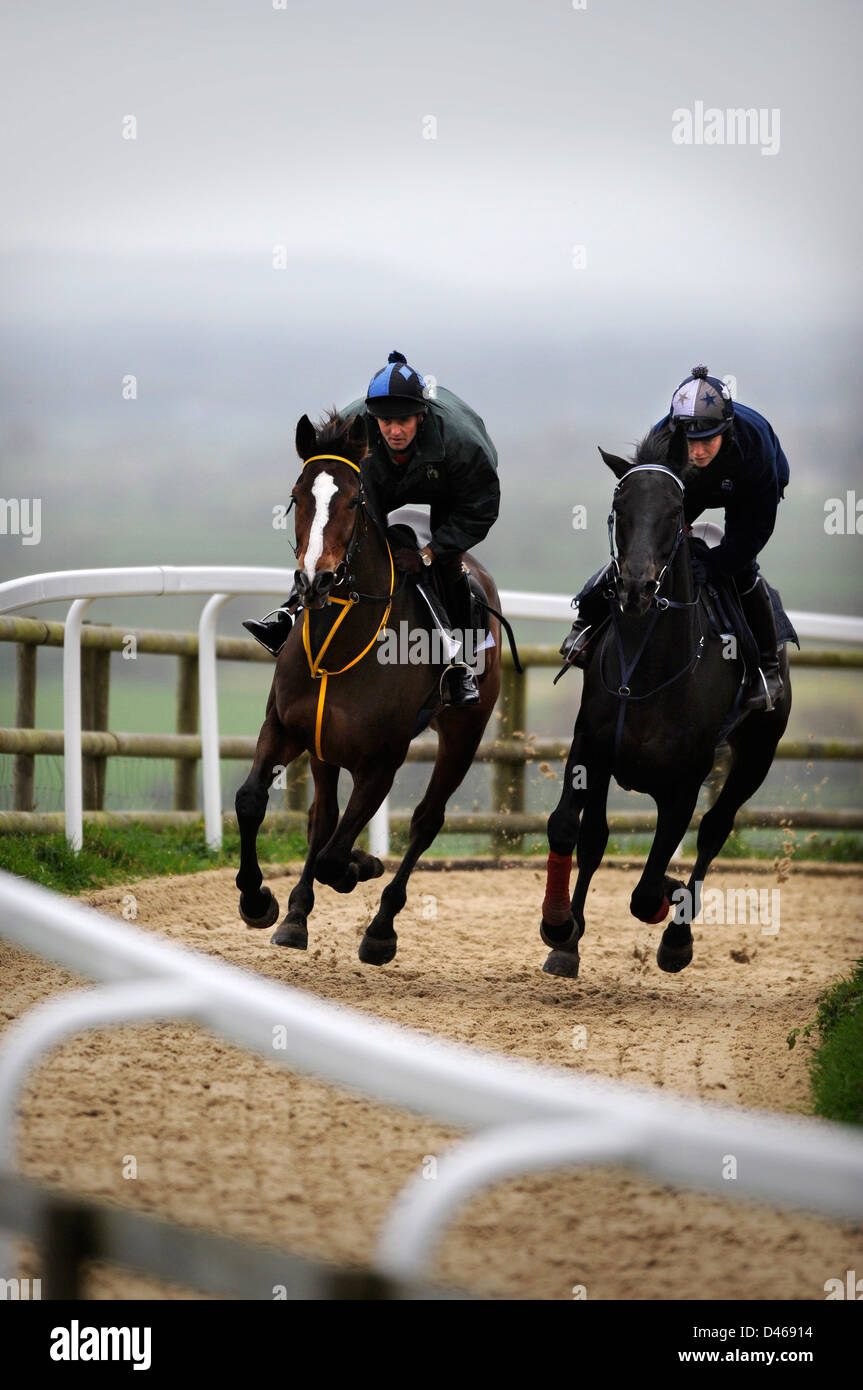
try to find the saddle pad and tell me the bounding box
[704,577,799,666]
[708,580,798,748]
[416,583,461,660]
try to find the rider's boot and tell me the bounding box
[242,591,301,658]
[739,577,784,712]
[441,660,481,706]
[439,558,480,706]
[559,617,596,668]
[559,569,612,669]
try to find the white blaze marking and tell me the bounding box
[304,472,339,579]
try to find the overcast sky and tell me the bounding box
[1,0,860,537]
[3,0,859,307]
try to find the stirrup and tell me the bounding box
[440,661,480,706]
[559,623,593,666]
[242,604,297,658]
[745,665,783,712]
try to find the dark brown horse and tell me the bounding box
[235,410,503,963]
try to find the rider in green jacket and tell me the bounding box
[243,350,500,706]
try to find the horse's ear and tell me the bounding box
[295,414,317,461]
[598,445,629,479]
[347,412,368,457]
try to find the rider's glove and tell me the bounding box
[690,538,713,588]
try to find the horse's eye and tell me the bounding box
[348,496,359,510]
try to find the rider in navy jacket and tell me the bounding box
[561,367,789,711]
[652,399,789,590]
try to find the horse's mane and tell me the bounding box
[312,407,386,530]
[315,407,368,466]
[632,430,675,474]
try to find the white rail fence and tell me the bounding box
[1,565,862,855]
[0,869,861,1287]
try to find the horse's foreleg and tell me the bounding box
[313,759,399,897]
[626,779,705,973]
[271,757,340,948]
[542,752,610,979]
[235,711,303,928]
[541,736,587,938]
[359,710,487,966]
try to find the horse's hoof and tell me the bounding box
[317,861,359,894]
[351,851,385,881]
[271,916,308,949]
[334,865,360,894]
[540,916,583,950]
[358,933,397,966]
[542,948,581,979]
[239,887,279,930]
[631,895,670,925]
[656,938,693,973]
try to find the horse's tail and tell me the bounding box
[474,597,524,674]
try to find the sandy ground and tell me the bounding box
[2,859,861,1300]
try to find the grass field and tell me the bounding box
[789,959,863,1127]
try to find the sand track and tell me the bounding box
[2,860,861,1299]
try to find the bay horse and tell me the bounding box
[235,409,503,963]
[540,432,791,977]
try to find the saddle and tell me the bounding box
[385,509,486,632]
[690,529,798,745]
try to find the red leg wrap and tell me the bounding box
[646,896,670,924]
[542,850,573,925]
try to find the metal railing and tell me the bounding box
[1,869,861,1288]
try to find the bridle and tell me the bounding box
[599,463,706,759]
[292,453,374,597]
[606,464,691,613]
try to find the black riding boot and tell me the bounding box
[242,591,300,658]
[559,568,612,668]
[739,577,784,711]
[439,559,480,706]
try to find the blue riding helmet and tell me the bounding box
[669,365,734,439]
[366,350,428,419]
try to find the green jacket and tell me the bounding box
[341,386,500,556]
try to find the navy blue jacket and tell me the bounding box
[652,403,790,579]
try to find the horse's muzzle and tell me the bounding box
[617,575,658,617]
[295,569,335,609]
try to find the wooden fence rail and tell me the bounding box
[2,615,861,845]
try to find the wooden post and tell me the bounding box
[41,1201,97,1301]
[174,654,199,810]
[13,642,37,812]
[491,665,527,854]
[81,629,111,812]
